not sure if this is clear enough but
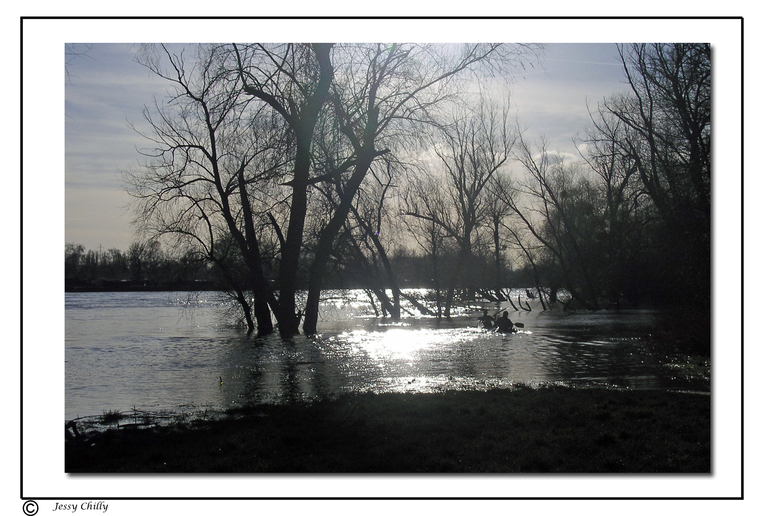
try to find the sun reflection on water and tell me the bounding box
[343,327,485,363]
[344,328,436,362]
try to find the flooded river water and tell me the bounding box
[65,290,709,421]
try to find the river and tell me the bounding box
[64,290,709,422]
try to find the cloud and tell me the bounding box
[65,44,168,249]
[62,42,633,251]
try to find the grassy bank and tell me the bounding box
[65,387,710,473]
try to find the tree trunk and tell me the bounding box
[348,207,401,319]
[367,224,401,319]
[275,44,335,338]
[443,250,466,318]
[252,287,274,336]
[237,290,254,334]
[303,153,376,334]
[493,217,502,292]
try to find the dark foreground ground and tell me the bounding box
[66,387,710,473]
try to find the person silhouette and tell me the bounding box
[478,309,494,329]
[495,311,514,333]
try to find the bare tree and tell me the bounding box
[404,97,517,316]
[605,44,710,221]
[126,44,287,334]
[575,105,653,305]
[401,169,452,317]
[601,43,710,307]
[231,43,335,336]
[347,158,406,318]
[128,42,541,335]
[495,132,605,309]
[299,43,538,333]
[481,171,515,300]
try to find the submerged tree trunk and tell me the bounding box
[274,45,335,338]
[252,287,274,336]
[443,250,467,318]
[210,257,255,332]
[303,151,379,334]
[235,290,254,334]
[364,219,401,319]
[401,291,438,317]
[235,43,335,338]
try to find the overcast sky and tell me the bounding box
[64,42,632,252]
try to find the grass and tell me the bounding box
[65,386,710,473]
[99,409,124,426]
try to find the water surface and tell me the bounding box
[65,290,708,421]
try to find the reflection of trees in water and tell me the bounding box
[223,337,336,405]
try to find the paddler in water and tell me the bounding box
[495,311,515,333]
[478,309,494,329]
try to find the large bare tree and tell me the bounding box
[300,44,540,333]
[230,43,335,336]
[127,42,541,336]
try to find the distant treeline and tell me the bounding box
[64,240,529,293]
[65,241,215,292]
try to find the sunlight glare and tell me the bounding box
[346,328,447,362]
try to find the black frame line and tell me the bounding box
[20,14,743,503]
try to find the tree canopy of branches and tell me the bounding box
[493,43,710,317]
[404,97,517,316]
[601,43,711,308]
[126,42,541,336]
[124,41,709,346]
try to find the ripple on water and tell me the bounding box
[65,292,707,420]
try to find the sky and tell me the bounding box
[63,41,632,252]
[65,44,171,251]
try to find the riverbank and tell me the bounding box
[65,386,710,473]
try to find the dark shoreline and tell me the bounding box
[65,387,710,473]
